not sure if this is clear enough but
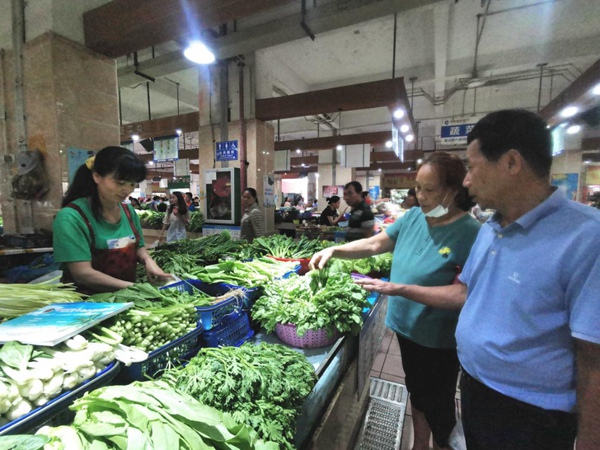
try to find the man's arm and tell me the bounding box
[354,279,467,310]
[576,339,600,449]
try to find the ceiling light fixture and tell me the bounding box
[378,168,382,172]
[131,134,140,141]
[176,129,182,135]
[417,158,423,164]
[592,83,600,96]
[385,140,393,148]
[400,124,410,133]
[566,124,581,134]
[183,41,216,65]
[296,149,301,154]
[560,106,579,118]
[405,134,414,142]
[393,109,405,119]
[336,144,344,151]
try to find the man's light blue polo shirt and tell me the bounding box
[456,188,600,412]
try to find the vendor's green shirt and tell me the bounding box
[53,198,145,264]
[385,207,480,348]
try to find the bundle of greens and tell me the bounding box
[88,303,196,353]
[246,235,327,259]
[161,343,317,449]
[0,283,84,321]
[188,210,205,232]
[135,210,165,229]
[252,271,370,337]
[35,380,278,449]
[185,257,298,288]
[328,252,393,277]
[0,338,114,425]
[89,283,212,309]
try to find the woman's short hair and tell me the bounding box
[422,152,475,211]
[326,196,340,204]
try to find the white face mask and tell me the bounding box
[424,192,450,218]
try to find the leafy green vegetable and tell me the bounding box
[246,235,326,259]
[0,341,33,371]
[36,381,278,449]
[0,435,50,450]
[328,252,393,277]
[188,211,205,232]
[162,343,317,449]
[252,271,371,337]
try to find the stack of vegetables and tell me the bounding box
[162,343,317,449]
[0,337,114,427]
[252,270,371,338]
[88,284,205,353]
[328,252,393,278]
[185,257,299,289]
[244,235,329,260]
[140,231,247,279]
[135,210,165,229]
[26,380,278,449]
[0,283,84,324]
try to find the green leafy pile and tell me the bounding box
[35,380,277,449]
[136,210,165,229]
[246,235,327,259]
[188,211,205,232]
[161,343,317,449]
[328,252,393,277]
[186,257,298,288]
[252,271,370,337]
[90,283,212,308]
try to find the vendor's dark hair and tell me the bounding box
[467,109,551,179]
[422,152,475,211]
[327,196,340,204]
[169,191,188,216]
[244,187,259,205]
[62,146,147,220]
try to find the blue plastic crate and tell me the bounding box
[0,361,121,436]
[200,311,254,348]
[162,280,243,330]
[115,326,203,384]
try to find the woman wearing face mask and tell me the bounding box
[310,152,480,450]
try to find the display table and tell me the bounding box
[252,292,388,449]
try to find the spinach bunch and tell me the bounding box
[328,252,393,277]
[36,380,277,449]
[252,271,371,337]
[246,235,326,259]
[162,343,317,449]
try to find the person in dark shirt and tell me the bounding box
[319,196,347,226]
[344,181,375,241]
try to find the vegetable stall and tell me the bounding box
[0,232,391,449]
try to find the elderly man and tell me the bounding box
[356,109,600,449]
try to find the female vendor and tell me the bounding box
[53,146,171,293]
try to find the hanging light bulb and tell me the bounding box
[184,41,216,64]
[336,144,344,151]
[400,124,410,133]
[405,134,414,142]
[393,109,405,119]
[385,140,393,148]
[560,106,578,118]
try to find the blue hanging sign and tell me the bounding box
[216,140,239,161]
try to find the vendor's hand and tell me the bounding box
[145,260,173,286]
[354,278,398,296]
[309,248,335,270]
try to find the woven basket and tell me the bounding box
[275,323,341,349]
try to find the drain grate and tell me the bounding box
[369,377,408,405]
[355,378,408,450]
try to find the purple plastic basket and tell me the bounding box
[275,323,341,349]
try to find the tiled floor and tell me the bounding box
[370,328,465,450]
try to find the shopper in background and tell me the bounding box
[148,195,160,212]
[355,109,600,450]
[241,187,264,242]
[401,188,420,209]
[159,191,190,243]
[318,195,348,226]
[129,196,141,210]
[311,153,480,450]
[344,181,375,241]
[184,192,196,212]
[53,146,171,294]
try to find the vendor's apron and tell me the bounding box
[61,203,140,293]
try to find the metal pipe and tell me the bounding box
[238,60,247,192]
[536,62,547,112]
[11,0,27,153]
[392,13,397,79]
[146,82,151,120]
[118,88,123,126]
